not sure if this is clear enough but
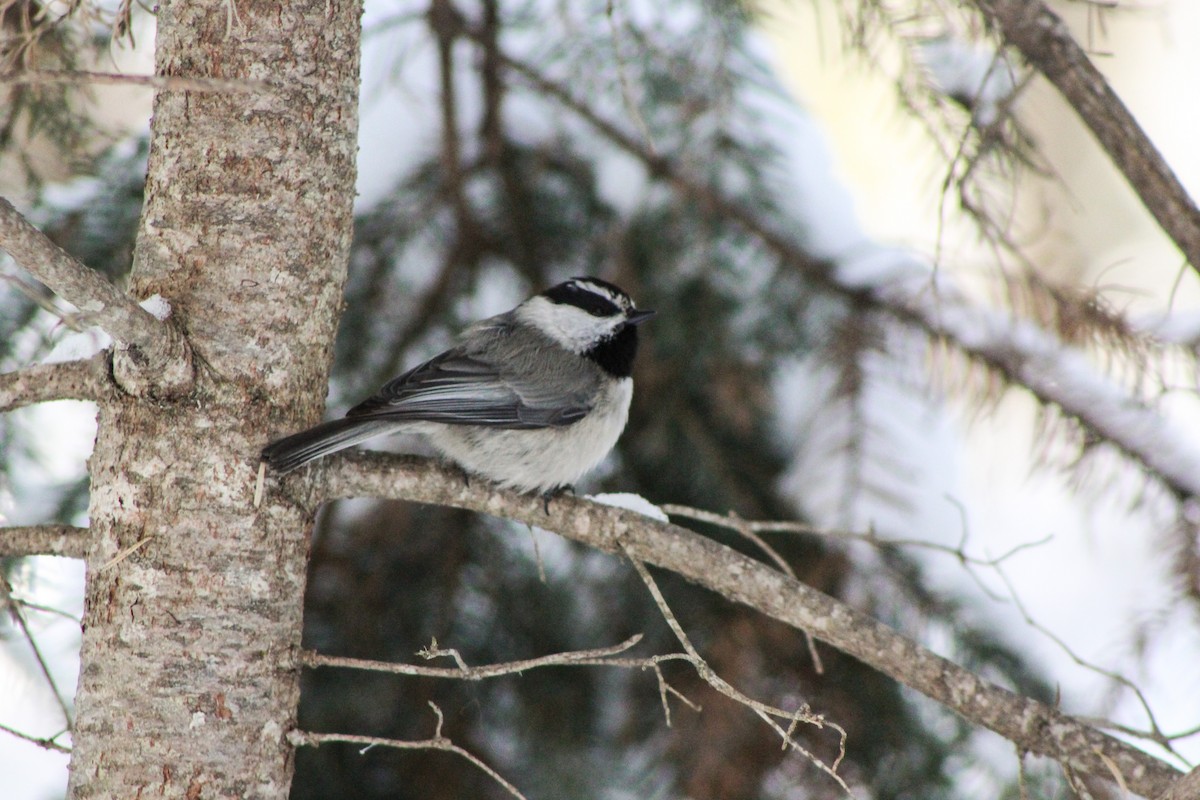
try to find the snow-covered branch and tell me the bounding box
[837,256,1200,501]
[0,525,90,559]
[287,452,1182,798]
[0,353,115,413]
[0,197,192,397]
[495,46,1200,505]
[968,0,1200,274]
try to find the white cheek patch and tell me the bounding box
[517,297,622,353]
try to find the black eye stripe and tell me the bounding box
[543,282,623,317]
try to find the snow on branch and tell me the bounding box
[291,452,1183,798]
[838,254,1200,501]
[0,525,90,559]
[0,353,115,413]
[0,197,192,397]
[493,47,1200,505]
[969,0,1200,275]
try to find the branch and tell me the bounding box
[292,453,1183,798]
[0,525,89,559]
[0,353,115,412]
[0,721,70,754]
[969,0,1200,275]
[490,47,1200,503]
[0,70,270,93]
[289,702,527,800]
[0,198,192,397]
[302,633,684,678]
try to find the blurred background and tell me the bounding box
[3,1,1200,797]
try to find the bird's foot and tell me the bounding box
[539,484,575,515]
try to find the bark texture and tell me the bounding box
[67,1,361,797]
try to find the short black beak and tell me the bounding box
[626,309,656,326]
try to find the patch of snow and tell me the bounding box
[588,492,668,522]
[139,293,171,320]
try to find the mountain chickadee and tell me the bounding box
[261,277,654,496]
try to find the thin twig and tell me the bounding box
[289,702,528,800]
[306,633,678,679]
[0,353,115,413]
[0,576,73,730]
[303,633,699,727]
[992,562,1185,763]
[662,504,827,674]
[0,720,70,754]
[662,503,1051,568]
[622,549,851,792]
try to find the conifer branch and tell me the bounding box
[968,0,1200,274]
[491,47,1200,504]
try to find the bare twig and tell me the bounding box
[303,634,671,679]
[309,453,1185,797]
[289,702,528,800]
[304,634,697,726]
[992,562,1186,762]
[0,576,73,730]
[0,721,70,754]
[623,550,851,792]
[0,353,115,413]
[662,503,1050,569]
[661,504,826,674]
[0,198,192,396]
[0,69,271,93]
[969,0,1200,277]
[0,525,89,559]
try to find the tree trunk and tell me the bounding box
[67,1,361,796]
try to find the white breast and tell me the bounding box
[424,378,634,493]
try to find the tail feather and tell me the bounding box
[261,418,396,473]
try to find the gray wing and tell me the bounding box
[345,316,598,429]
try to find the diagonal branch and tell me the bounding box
[299,453,1184,798]
[0,198,192,396]
[0,353,115,413]
[968,0,1200,275]
[0,525,90,559]
[490,47,1200,503]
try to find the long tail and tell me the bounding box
[261,418,397,473]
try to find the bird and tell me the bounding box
[261,276,654,498]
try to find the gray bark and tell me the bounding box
[66,0,361,797]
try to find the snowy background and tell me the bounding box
[4,0,1200,796]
